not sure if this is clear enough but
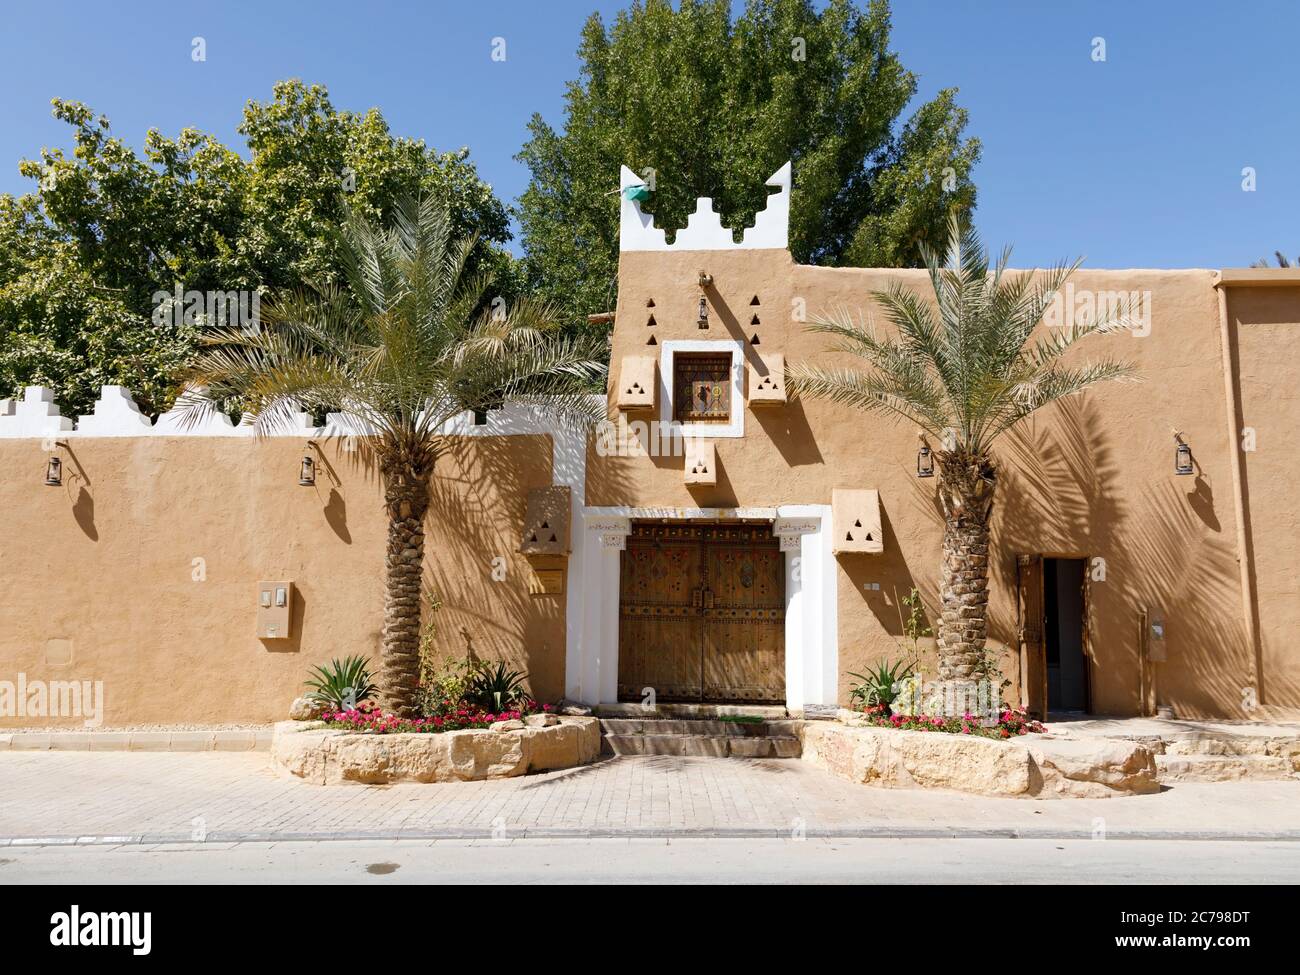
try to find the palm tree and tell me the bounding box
[1251,251,1294,268]
[789,217,1136,688]
[188,196,605,716]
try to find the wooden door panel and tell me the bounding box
[702,530,785,702]
[619,522,785,704]
[1017,554,1047,718]
[618,530,702,700]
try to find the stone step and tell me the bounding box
[1158,733,1299,759]
[1155,753,1296,782]
[600,718,802,737]
[602,733,802,759]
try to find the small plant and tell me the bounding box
[466,660,529,712]
[849,658,915,710]
[895,586,933,671]
[417,653,477,718]
[304,655,377,711]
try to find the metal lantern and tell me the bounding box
[916,444,934,478]
[1175,440,1193,475]
[299,455,316,487]
[44,455,62,486]
[697,295,709,328]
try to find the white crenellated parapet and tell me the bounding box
[154,386,240,436]
[0,386,75,438]
[619,161,791,252]
[76,385,154,436]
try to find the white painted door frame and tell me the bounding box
[566,505,838,713]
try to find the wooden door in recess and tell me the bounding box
[618,522,785,704]
[1017,554,1047,718]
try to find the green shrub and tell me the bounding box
[417,654,477,717]
[304,655,377,710]
[466,661,529,712]
[848,658,914,711]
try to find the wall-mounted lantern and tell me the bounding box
[916,435,934,478]
[1173,431,1193,475]
[298,454,316,487]
[44,454,63,486]
[696,270,712,329]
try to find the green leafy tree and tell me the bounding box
[789,218,1134,687]
[188,197,605,716]
[0,82,514,416]
[517,0,980,331]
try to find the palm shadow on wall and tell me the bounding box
[995,396,1275,715]
[424,431,632,703]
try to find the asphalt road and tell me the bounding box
[4,837,1299,884]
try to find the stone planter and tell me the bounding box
[271,716,602,785]
[802,721,1159,799]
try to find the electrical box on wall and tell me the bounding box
[257,581,295,639]
[1146,611,1167,662]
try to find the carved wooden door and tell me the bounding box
[618,522,785,704]
[1017,554,1047,718]
[701,525,785,702]
[618,524,705,701]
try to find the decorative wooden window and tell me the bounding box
[673,353,732,424]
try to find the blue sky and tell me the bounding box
[2,0,1296,268]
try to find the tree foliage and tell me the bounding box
[0,81,514,416]
[517,0,981,330]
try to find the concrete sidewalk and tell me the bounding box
[1,751,1298,845]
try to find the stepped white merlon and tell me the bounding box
[0,386,75,438]
[619,162,791,252]
[76,385,154,435]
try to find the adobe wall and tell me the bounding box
[0,429,562,727]
[592,247,1295,719]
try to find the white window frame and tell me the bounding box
[659,339,746,439]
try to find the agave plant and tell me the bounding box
[304,655,377,710]
[849,658,915,710]
[466,661,529,713]
[790,216,1136,687]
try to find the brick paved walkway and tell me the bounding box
[1,752,1298,842]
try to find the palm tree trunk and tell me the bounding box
[381,472,430,718]
[935,451,996,683]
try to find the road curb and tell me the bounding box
[4,826,1300,846]
[0,731,272,752]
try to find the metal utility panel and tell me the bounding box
[257,581,294,639]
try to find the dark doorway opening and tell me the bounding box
[1044,558,1089,713]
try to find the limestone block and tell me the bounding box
[801,722,1159,799]
[270,718,601,785]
